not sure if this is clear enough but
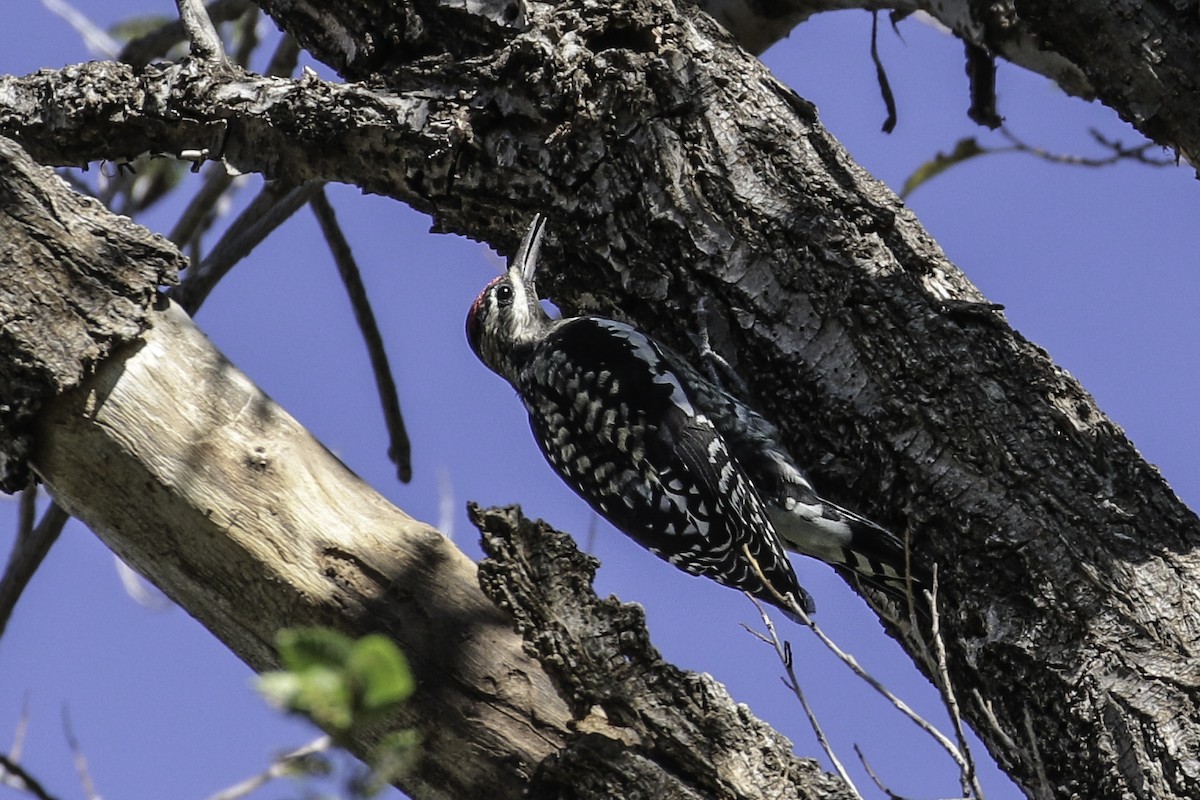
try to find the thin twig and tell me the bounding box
[0,755,60,800]
[171,180,322,313]
[744,598,863,800]
[309,189,413,483]
[17,485,36,543]
[40,0,119,58]
[801,606,970,778]
[927,566,984,798]
[853,744,906,800]
[739,546,972,780]
[0,503,71,640]
[263,33,301,79]
[436,468,455,539]
[119,0,253,67]
[903,526,922,630]
[10,694,30,762]
[168,164,238,250]
[870,12,897,133]
[61,708,100,800]
[175,0,227,62]
[204,735,332,800]
[997,125,1173,168]
[1022,706,1052,800]
[228,3,260,68]
[969,689,1020,753]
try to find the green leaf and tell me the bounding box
[348,635,415,713]
[276,627,355,673]
[900,137,987,198]
[259,628,414,736]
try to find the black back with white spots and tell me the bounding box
[516,316,813,615]
[465,215,918,620]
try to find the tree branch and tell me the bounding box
[1,0,1198,796]
[0,135,855,800]
[472,504,856,799]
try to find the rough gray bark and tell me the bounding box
[0,0,1198,798]
[475,504,854,800]
[0,136,854,800]
[241,0,1200,161]
[0,137,182,491]
[691,0,1197,163]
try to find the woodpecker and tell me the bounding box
[466,215,917,620]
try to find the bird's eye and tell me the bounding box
[495,282,514,305]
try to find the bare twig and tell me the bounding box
[171,180,322,313]
[927,566,984,798]
[204,735,332,800]
[739,545,972,783]
[871,12,897,133]
[0,502,71,640]
[263,33,301,79]
[584,513,600,555]
[902,124,1174,198]
[740,546,974,795]
[228,4,260,68]
[903,527,922,630]
[436,468,455,539]
[970,689,1020,753]
[40,0,119,58]
[1022,706,1052,800]
[17,485,36,543]
[167,164,239,251]
[61,709,99,800]
[0,754,60,800]
[119,0,254,68]
[10,694,30,762]
[745,598,864,799]
[853,744,906,800]
[175,0,227,62]
[309,188,413,483]
[800,605,971,778]
[997,125,1173,168]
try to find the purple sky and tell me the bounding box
[3,3,1197,799]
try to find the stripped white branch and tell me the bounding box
[175,0,226,61]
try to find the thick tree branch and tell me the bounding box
[474,504,856,799]
[0,135,853,800]
[250,0,1195,159]
[0,137,181,491]
[1,0,1198,796]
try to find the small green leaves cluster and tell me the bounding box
[259,628,419,795]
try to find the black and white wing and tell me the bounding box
[516,316,813,617]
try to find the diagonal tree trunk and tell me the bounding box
[1,0,1198,797]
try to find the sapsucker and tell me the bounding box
[466,215,916,620]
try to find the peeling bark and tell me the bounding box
[0,136,181,491]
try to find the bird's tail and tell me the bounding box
[770,500,928,619]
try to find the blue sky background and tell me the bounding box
[2,2,1197,799]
